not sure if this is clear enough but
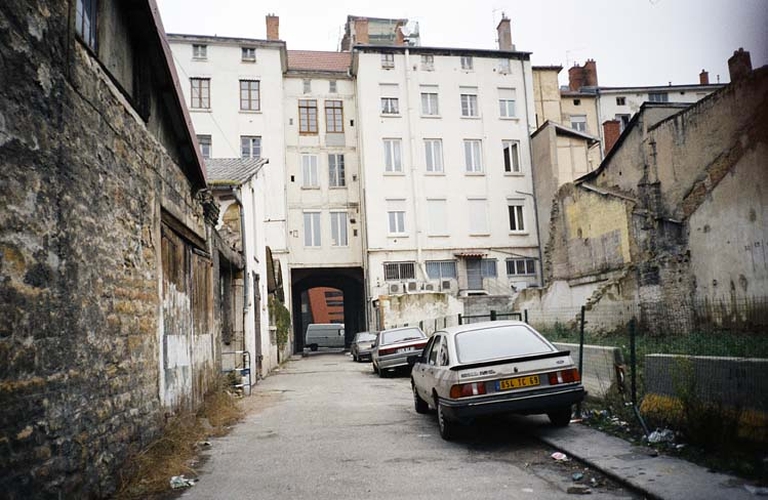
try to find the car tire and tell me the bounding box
[373,362,378,375]
[436,399,456,441]
[412,383,429,414]
[310,344,318,352]
[548,406,573,427]
[352,353,358,362]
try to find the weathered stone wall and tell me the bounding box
[553,342,624,398]
[0,1,213,497]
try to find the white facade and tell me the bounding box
[167,34,291,298]
[354,48,541,306]
[283,74,363,269]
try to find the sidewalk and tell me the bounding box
[534,422,759,500]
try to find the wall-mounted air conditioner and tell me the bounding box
[389,283,400,294]
[407,282,417,292]
[441,280,451,290]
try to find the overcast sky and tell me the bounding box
[157,0,767,88]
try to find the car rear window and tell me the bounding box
[357,333,376,341]
[455,325,554,364]
[381,327,425,345]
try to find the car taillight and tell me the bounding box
[378,347,396,356]
[548,368,581,386]
[449,382,488,398]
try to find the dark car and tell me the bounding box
[350,331,377,362]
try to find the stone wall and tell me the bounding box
[0,1,215,497]
[553,342,624,398]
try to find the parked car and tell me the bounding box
[409,320,585,440]
[350,331,377,362]
[304,323,345,351]
[371,326,428,377]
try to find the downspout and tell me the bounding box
[232,188,249,373]
[520,58,545,287]
[403,47,428,280]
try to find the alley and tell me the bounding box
[179,354,639,500]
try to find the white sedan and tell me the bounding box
[410,320,585,440]
[371,326,428,377]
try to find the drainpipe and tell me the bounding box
[519,58,545,287]
[232,188,249,312]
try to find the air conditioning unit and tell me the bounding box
[389,283,400,294]
[407,281,417,292]
[441,280,451,290]
[423,283,435,291]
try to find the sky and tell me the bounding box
[156,0,767,88]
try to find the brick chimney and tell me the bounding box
[395,20,405,46]
[568,64,585,91]
[266,14,279,40]
[699,69,709,85]
[354,18,369,45]
[728,48,752,82]
[497,14,514,51]
[583,59,598,87]
[603,120,621,155]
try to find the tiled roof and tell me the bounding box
[205,158,268,186]
[287,50,352,73]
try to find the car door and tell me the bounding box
[413,335,438,401]
[417,335,444,404]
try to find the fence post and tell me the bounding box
[524,309,528,324]
[490,310,497,321]
[577,306,585,418]
[629,316,637,405]
[458,313,463,325]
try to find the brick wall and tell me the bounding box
[0,1,215,497]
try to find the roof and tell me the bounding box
[205,158,269,186]
[352,44,531,60]
[287,51,352,73]
[531,120,600,144]
[533,65,563,72]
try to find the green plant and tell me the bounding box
[269,295,291,351]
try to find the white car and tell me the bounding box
[410,320,585,440]
[371,326,428,377]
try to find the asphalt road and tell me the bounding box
[179,352,640,500]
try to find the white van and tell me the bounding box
[305,323,345,351]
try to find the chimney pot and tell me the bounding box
[496,14,513,51]
[728,47,752,82]
[266,14,279,41]
[699,69,709,85]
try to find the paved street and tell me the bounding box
[180,353,638,500]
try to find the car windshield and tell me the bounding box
[356,333,376,342]
[455,324,554,364]
[381,327,425,345]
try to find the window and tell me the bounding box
[384,262,415,281]
[192,44,207,60]
[648,92,668,103]
[498,59,511,73]
[506,258,536,276]
[381,97,399,115]
[427,199,447,235]
[190,78,210,109]
[469,198,488,234]
[241,47,256,62]
[420,54,434,71]
[498,88,516,118]
[303,212,321,247]
[616,96,626,106]
[502,140,520,173]
[325,100,344,133]
[508,203,525,231]
[421,89,439,116]
[463,140,483,173]
[426,261,457,279]
[301,154,319,187]
[570,114,587,132]
[616,113,631,131]
[461,56,473,70]
[384,139,402,172]
[239,80,260,111]
[75,0,98,49]
[381,53,395,69]
[328,154,345,187]
[197,135,211,159]
[573,99,581,106]
[330,212,348,246]
[460,89,479,117]
[480,259,497,277]
[388,211,406,234]
[298,99,318,134]
[303,79,312,94]
[424,139,443,173]
[240,136,261,159]
[329,80,337,93]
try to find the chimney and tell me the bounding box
[266,14,279,41]
[699,69,709,85]
[354,18,369,45]
[728,48,752,82]
[568,64,585,91]
[583,59,598,87]
[395,21,405,46]
[603,120,621,155]
[497,14,513,51]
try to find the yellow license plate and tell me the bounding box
[497,375,540,391]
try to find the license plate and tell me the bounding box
[497,375,540,391]
[397,346,415,354]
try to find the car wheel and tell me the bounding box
[436,399,456,440]
[412,383,429,414]
[310,344,318,352]
[352,353,358,362]
[373,362,378,374]
[548,406,573,427]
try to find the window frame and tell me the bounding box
[383,262,415,281]
[325,100,344,133]
[381,97,400,115]
[190,78,211,109]
[508,203,525,232]
[460,56,473,70]
[426,260,457,280]
[570,114,587,132]
[502,140,521,173]
[387,210,406,235]
[460,92,479,117]
[420,54,434,71]
[424,139,444,173]
[421,91,439,116]
[506,258,537,276]
[301,154,319,188]
[381,53,395,69]
[192,44,207,60]
[463,139,483,173]
[303,211,321,247]
[241,47,256,62]
[330,211,349,247]
[239,80,260,111]
[328,153,346,187]
[75,0,98,50]
[197,135,211,159]
[240,135,261,159]
[298,99,318,134]
[383,139,403,173]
